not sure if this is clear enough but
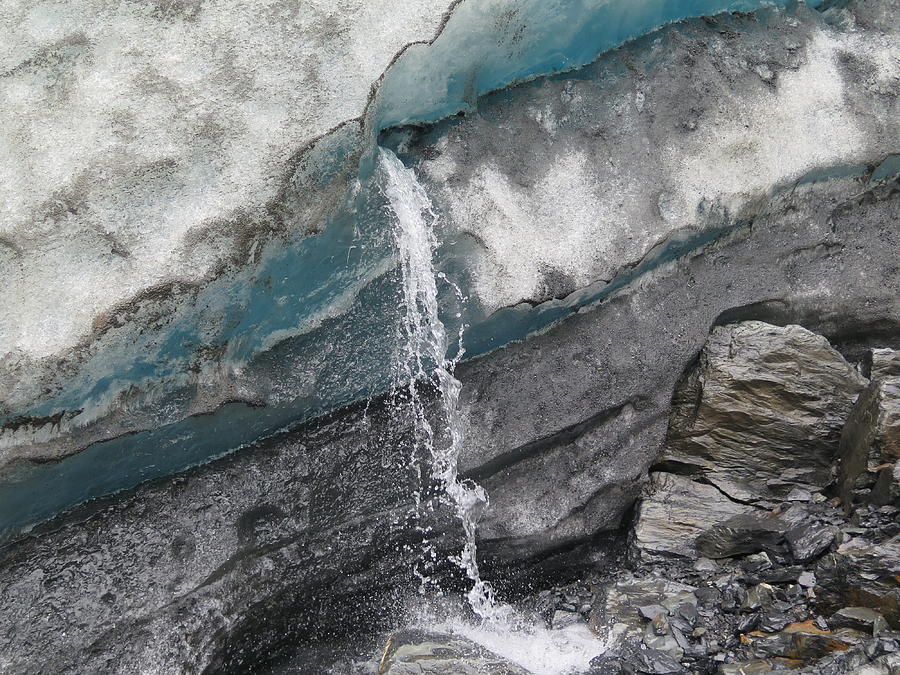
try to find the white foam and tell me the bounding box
[423,613,607,675]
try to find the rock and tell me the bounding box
[644,623,683,659]
[866,349,900,380]
[633,473,754,559]
[695,558,720,573]
[798,572,817,588]
[664,322,867,502]
[813,543,900,628]
[871,463,900,507]
[591,641,686,675]
[718,658,804,674]
[787,488,815,502]
[838,377,900,509]
[552,610,584,630]
[696,514,789,559]
[829,608,889,636]
[742,623,858,661]
[786,523,837,563]
[375,630,531,674]
[759,611,793,633]
[640,605,669,621]
[765,567,803,584]
[742,584,778,612]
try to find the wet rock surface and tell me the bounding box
[375,630,530,675]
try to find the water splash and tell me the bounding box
[377,147,499,618]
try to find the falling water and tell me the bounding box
[377,147,498,618]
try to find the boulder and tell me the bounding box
[786,523,838,563]
[814,541,900,628]
[375,630,530,675]
[632,472,755,559]
[664,321,867,502]
[695,514,790,559]
[865,349,900,380]
[829,608,889,636]
[837,377,900,509]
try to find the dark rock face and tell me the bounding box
[664,321,867,503]
[0,398,458,674]
[632,473,753,560]
[838,369,900,509]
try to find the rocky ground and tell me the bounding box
[377,323,900,674]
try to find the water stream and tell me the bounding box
[377,147,499,619]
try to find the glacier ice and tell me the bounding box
[0,0,897,537]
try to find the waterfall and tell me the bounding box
[377,147,498,619]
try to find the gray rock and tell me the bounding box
[814,541,900,628]
[664,321,867,502]
[741,584,777,612]
[376,629,530,675]
[838,377,900,509]
[551,609,584,630]
[872,463,900,508]
[633,473,755,559]
[786,523,837,563]
[758,611,792,633]
[718,659,802,674]
[830,608,889,636]
[798,572,817,588]
[640,605,669,621]
[696,514,789,559]
[866,349,900,380]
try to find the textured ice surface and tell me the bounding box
[0,0,451,360]
[413,7,899,314]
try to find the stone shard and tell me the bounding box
[837,377,900,509]
[829,608,889,636]
[665,321,867,502]
[632,472,755,559]
[695,513,790,559]
[376,630,531,675]
[786,523,837,563]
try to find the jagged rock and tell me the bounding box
[633,473,754,559]
[591,641,686,675]
[696,514,789,559]
[838,377,900,509]
[664,321,867,502]
[786,523,837,563]
[741,622,861,661]
[718,658,804,674]
[830,608,889,636]
[551,609,584,630]
[742,584,778,612]
[375,630,530,675]
[814,541,900,628]
[872,463,900,507]
[865,349,900,380]
[759,611,793,633]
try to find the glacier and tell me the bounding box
[1,0,897,538]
